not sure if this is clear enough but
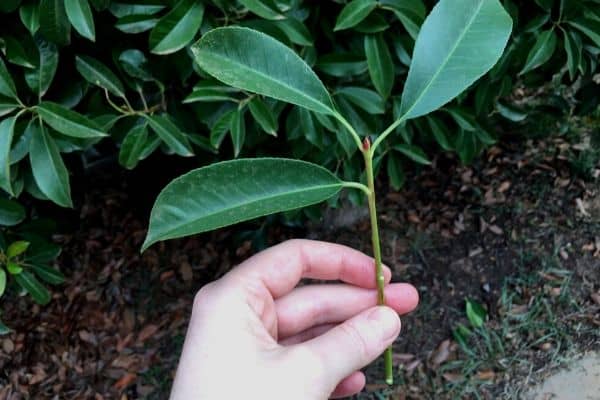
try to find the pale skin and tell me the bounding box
[170,239,419,399]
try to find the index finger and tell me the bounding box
[227,239,392,298]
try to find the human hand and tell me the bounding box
[170,239,419,399]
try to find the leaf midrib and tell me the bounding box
[155,182,342,239]
[197,45,333,114]
[402,0,485,117]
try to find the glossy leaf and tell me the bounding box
[29,122,72,207]
[393,144,431,165]
[0,116,17,195]
[520,29,557,75]
[0,58,19,100]
[119,123,148,169]
[0,197,26,226]
[24,37,59,97]
[192,27,335,115]
[15,270,51,305]
[337,86,384,114]
[230,108,246,157]
[115,14,159,33]
[75,55,126,98]
[364,34,394,100]
[382,0,425,39]
[0,0,21,12]
[65,0,96,41]
[7,240,29,259]
[316,53,368,77]
[248,97,278,136]
[387,154,405,191]
[20,1,40,34]
[36,101,106,138]
[274,19,312,46]
[118,49,153,81]
[0,95,18,117]
[109,3,164,18]
[466,299,486,328]
[143,158,344,250]
[563,29,582,81]
[31,263,65,285]
[3,36,38,69]
[145,115,194,157]
[210,110,234,148]
[568,17,600,48]
[334,0,377,31]
[238,0,283,20]
[0,270,5,298]
[399,0,512,120]
[426,116,453,151]
[39,0,70,46]
[149,0,204,55]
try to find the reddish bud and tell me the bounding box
[362,137,371,151]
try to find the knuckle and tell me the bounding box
[339,321,373,363]
[193,281,218,310]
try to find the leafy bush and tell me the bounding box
[0,0,598,323]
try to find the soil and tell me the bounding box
[0,135,598,399]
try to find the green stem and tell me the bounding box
[363,141,393,385]
[332,111,363,151]
[371,114,407,153]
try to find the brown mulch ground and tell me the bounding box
[0,135,598,399]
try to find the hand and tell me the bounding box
[170,239,419,399]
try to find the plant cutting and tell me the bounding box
[143,0,512,385]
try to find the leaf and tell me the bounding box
[248,97,278,136]
[382,0,425,40]
[119,123,148,170]
[7,240,29,259]
[149,0,205,55]
[109,3,164,18]
[0,96,18,118]
[316,53,368,77]
[0,58,19,100]
[115,14,159,34]
[36,101,107,138]
[183,87,239,103]
[0,319,11,335]
[64,0,95,41]
[210,110,234,148]
[387,154,405,190]
[337,86,385,114]
[399,0,512,120]
[39,0,70,46]
[563,29,582,81]
[273,19,313,46]
[31,263,65,285]
[20,1,40,34]
[0,116,18,195]
[0,197,26,226]
[29,121,73,207]
[24,37,59,97]
[118,49,153,81]
[14,270,51,305]
[365,33,394,99]
[568,17,600,48]
[230,108,246,157]
[0,269,5,298]
[393,144,431,165]
[7,261,22,275]
[143,158,345,250]
[144,114,194,157]
[75,55,125,98]
[466,299,486,328]
[3,35,39,69]
[426,116,453,151]
[496,101,527,122]
[0,0,21,12]
[192,27,335,115]
[238,0,283,20]
[334,0,377,31]
[519,29,557,75]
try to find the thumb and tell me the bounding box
[295,306,400,391]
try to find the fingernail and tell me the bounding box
[369,306,401,342]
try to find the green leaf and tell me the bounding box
[143,158,345,250]
[149,0,204,55]
[7,240,29,258]
[210,109,234,148]
[119,123,148,170]
[29,121,72,207]
[109,3,164,18]
[0,0,21,12]
[316,53,368,77]
[0,197,26,226]
[64,0,95,41]
[192,27,335,115]
[273,19,313,46]
[20,1,40,34]
[36,101,107,138]
[426,115,453,151]
[238,0,283,20]
[7,261,22,275]
[24,37,59,97]
[118,49,153,81]
[183,87,239,103]
[399,0,512,120]
[115,14,159,34]
[0,95,19,117]
[519,29,557,75]
[30,263,65,285]
[3,35,39,69]
[383,1,424,40]
[334,0,377,31]
[230,108,246,157]
[563,29,582,81]
[0,58,19,100]
[452,323,472,348]
[568,17,600,48]
[248,97,278,136]
[387,154,405,191]
[496,102,527,122]
[466,299,486,328]
[393,144,431,165]
[0,116,18,195]
[0,269,5,298]
[39,0,70,46]
[144,114,194,157]
[337,86,385,114]
[75,55,126,98]
[365,34,394,100]
[14,270,51,305]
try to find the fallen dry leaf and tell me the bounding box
[137,324,159,343]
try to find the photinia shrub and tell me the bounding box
[144,0,513,384]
